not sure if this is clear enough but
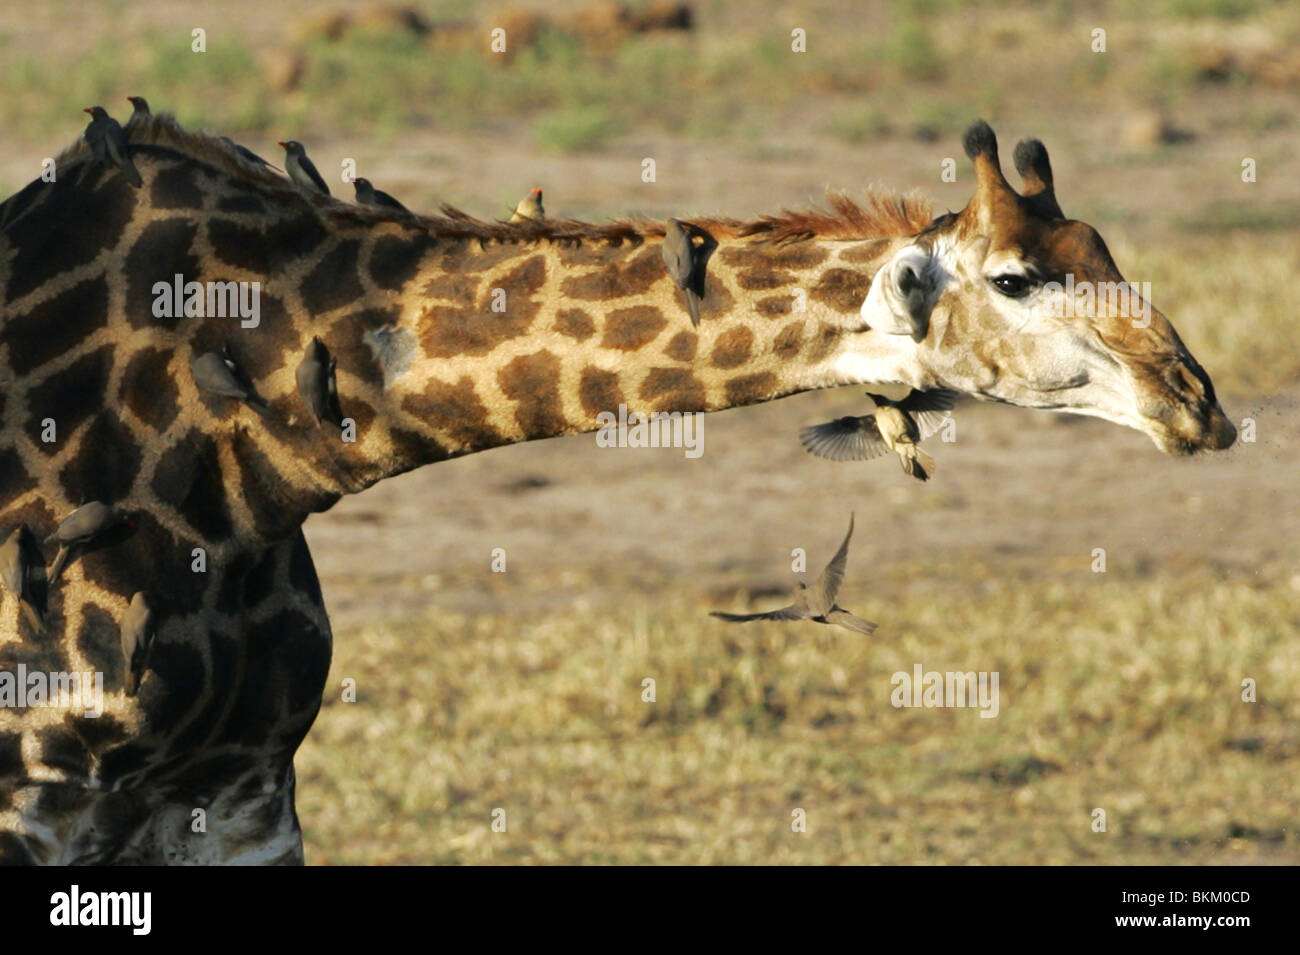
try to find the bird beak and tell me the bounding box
[277,141,288,148]
[83,108,93,114]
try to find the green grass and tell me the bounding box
[297,565,1300,864]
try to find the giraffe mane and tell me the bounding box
[50,114,935,244]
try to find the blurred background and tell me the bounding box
[3,0,1296,863]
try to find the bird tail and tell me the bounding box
[682,290,701,328]
[20,600,43,633]
[47,547,70,585]
[121,157,143,189]
[901,446,935,482]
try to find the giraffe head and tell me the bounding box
[859,120,1234,454]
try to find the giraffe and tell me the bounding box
[0,115,1234,864]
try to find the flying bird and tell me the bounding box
[800,389,957,482]
[82,106,142,187]
[661,217,717,327]
[710,514,877,635]
[190,350,270,416]
[120,591,157,697]
[124,96,150,134]
[353,177,409,212]
[295,337,343,427]
[278,140,330,195]
[46,501,130,584]
[1,526,43,632]
[508,187,544,223]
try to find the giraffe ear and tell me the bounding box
[859,245,939,343]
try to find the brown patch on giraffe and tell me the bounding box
[710,326,754,369]
[422,271,481,303]
[389,426,449,467]
[0,448,35,497]
[124,219,203,329]
[150,161,206,209]
[806,322,842,363]
[773,320,806,359]
[561,246,663,301]
[216,193,265,215]
[839,239,893,263]
[554,308,596,341]
[57,412,142,505]
[601,305,667,351]
[231,428,341,538]
[5,276,109,376]
[557,239,638,267]
[302,239,365,315]
[755,294,793,318]
[725,371,781,406]
[811,267,874,314]
[118,347,181,433]
[152,430,236,542]
[402,377,506,451]
[36,727,91,779]
[578,366,624,418]
[419,255,545,358]
[700,271,736,319]
[718,243,829,272]
[24,346,114,454]
[498,351,567,439]
[736,268,797,291]
[640,367,706,413]
[371,232,435,291]
[2,173,134,302]
[208,211,332,273]
[663,331,696,362]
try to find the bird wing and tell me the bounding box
[807,514,854,615]
[825,607,878,635]
[899,388,959,440]
[299,155,331,195]
[661,221,693,287]
[710,604,808,624]
[799,417,889,462]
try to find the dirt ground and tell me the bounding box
[307,384,1299,627]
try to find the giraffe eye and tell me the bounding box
[991,274,1033,297]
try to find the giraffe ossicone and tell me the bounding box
[0,112,1232,864]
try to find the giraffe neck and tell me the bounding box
[315,226,924,491]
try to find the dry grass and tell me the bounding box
[297,564,1300,864]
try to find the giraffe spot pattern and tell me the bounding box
[301,239,365,315]
[601,305,667,351]
[124,218,203,330]
[639,367,706,413]
[578,366,624,418]
[736,268,797,290]
[718,243,829,271]
[811,267,874,314]
[554,308,596,341]
[710,326,754,369]
[402,377,506,452]
[58,412,142,506]
[3,174,134,303]
[371,233,435,291]
[773,320,806,360]
[560,246,663,301]
[148,161,207,210]
[725,371,780,406]
[663,331,696,362]
[419,256,545,358]
[24,346,114,456]
[756,294,793,317]
[5,276,110,376]
[498,351,566,439]
[119,346,181,432]
[839,239,893,263]
[152,430,236,542]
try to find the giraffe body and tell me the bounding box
[0,115,1232,863]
